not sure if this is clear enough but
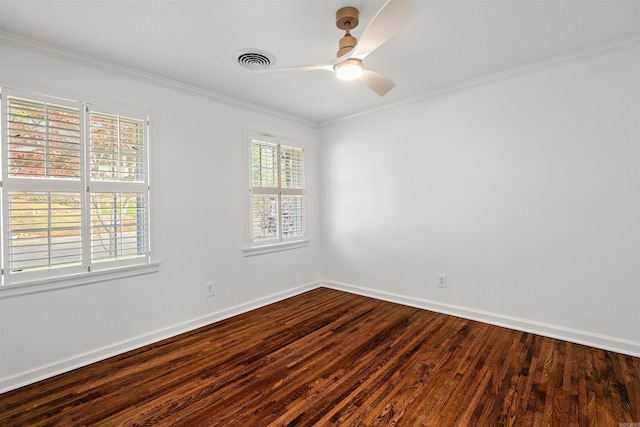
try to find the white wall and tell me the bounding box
[0,43,323,391]
[320,46,640,354]
[2,38,639,393]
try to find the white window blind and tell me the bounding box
[6,97,81,179]
[249,136,305,247]
[89,111,145,182]
[90,191,147,263]
[88,109,148,265]
[7,191,83,272]
[1,89,151,286]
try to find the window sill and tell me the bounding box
[0,262,161,299]
[243,240,309,257]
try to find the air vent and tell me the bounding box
[235,49,276,70]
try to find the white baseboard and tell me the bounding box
[0,281,320,394]
[3,279,638,394]
[322,280,640,358]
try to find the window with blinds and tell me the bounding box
[1,89,151,286]
[7,191,83,272]
[6,97,81,179]
[89,112,145,182]
[88,110,148,264]
[249,136,305,247]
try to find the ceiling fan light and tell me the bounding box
[334,59,363,81]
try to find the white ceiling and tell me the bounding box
[1,0,640,124]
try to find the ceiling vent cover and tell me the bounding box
[235,49,276,70]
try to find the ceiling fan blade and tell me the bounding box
[360,69,396,96]
[352,0,412,59]
[255,60,335,74]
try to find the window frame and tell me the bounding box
[244,132,308,256]
[0,87,158,296]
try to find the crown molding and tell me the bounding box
[0,31,317,128]
[320,33,640,127]
[3,31,639,129]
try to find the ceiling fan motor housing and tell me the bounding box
[336,6,359,56]
[336,6,359,30]
[338,34,358,57]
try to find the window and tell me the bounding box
[0,88,152,288]
[248,134,306,251]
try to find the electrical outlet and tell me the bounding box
[437,274,447,288]
[205,282,215,297]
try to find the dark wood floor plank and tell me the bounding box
[1,287,638,426]
[314,311,456,426]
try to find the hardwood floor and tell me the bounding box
[1,287,639,426]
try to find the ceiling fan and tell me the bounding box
[256,0,412,96]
